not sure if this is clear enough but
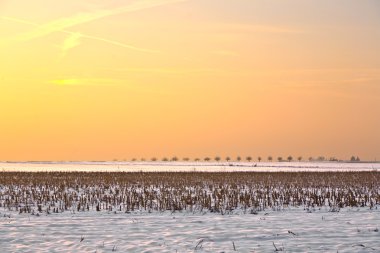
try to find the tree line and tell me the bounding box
[121,155,361,163]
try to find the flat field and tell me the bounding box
[0,162,379,252]
[0,161,379,172]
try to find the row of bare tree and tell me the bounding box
[126,156,306,162]
[113,155,363,163]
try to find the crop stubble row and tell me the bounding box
[0,172,379,214]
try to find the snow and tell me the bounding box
[1,162,380,252]
[0,208,379,252]
[0,161,379,172]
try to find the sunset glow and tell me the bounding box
[1,0,379,161]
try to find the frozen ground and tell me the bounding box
[1,208,379,252]
[1,163,379,252]
[0,161,379,172]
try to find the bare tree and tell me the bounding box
[246,156,252,162]
[350,156,360,162]
[287,156,293,162]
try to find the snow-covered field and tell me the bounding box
[1,208,379,252]
[1,162,380,252]
[1,161,379,172]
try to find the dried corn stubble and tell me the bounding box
[0,172,379,215]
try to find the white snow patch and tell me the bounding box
[0,161,379,172]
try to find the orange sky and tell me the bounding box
[1,0,379,161]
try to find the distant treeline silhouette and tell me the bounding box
[120,155,362,163]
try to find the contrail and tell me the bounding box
[12,0,185,41]
[1,0,186,53]
[1,16,159,54]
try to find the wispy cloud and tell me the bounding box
[209,23,304,35]
[211,50,239,57]
[49,78,171,94]
[247,24,304,34]
[1,0,186,53]
[2,16,160,54]
[50,78,122,86]
[79,33,160,53]
[61,32,82,57]
[12,0,186,41]
[109,67,222,75]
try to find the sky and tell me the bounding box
[0,0,379,161]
